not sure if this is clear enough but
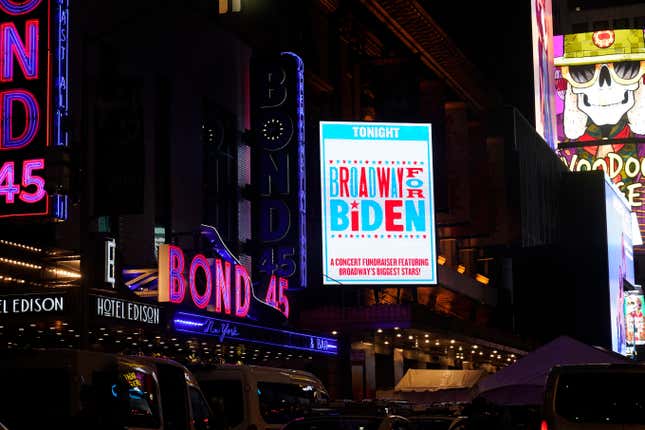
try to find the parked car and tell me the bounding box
[0,348,216,430]
[407,415,455,430]
[281,414,411,430]
[193,364,329,430]
[542,363,645,430]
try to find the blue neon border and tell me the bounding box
[173,311,338,355]
[281,52,307,290]
[319,121,437,285]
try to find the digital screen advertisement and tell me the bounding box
[559,144,645,249]
[604,176,635,355]
[319,121,437,285]
[625,291,645,347]
[554,29,645,145]
[531,0,557,148]
[555,29,645,249]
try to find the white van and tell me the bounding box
[193,364,329,430]
[542,363,645,430]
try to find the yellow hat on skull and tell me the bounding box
[555,29,645,66]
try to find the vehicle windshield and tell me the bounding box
[283,417,383,430]
[257,381,330,424]
[555,371,645,424]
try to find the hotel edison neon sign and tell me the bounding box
[0,0,68,218]
[158,244,290,319]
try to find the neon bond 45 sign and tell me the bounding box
[0,0,68,218]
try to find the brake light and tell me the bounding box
[540,420,548,430]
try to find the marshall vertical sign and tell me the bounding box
[250,52,307,294]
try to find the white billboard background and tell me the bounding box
[320,121,437,285]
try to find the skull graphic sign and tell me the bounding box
[555,29,645,142]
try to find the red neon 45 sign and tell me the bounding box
[0,0,51,217]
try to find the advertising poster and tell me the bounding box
[625,291,645,347]
[604,176,635,354]
[554,29,645,145]
[319,122,437,285]
[555,29,645,248]
[531,0,557,149]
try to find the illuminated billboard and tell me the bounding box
[625,291,645,348]
[0,0,69,219]
[554,29,645,144]
[604,175,635,354]
[559,144,645,245]
[531,0,557,148]
[555,29,645,247]
[319,121,437,285]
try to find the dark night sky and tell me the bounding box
[420,0,643,122]
[421,1,535,119]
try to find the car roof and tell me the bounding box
[550,363,645,372]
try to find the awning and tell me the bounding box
[395,369,485,392]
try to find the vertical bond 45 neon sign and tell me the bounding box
[0,0,69,219]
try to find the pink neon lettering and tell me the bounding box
[0,160,19,203]
[265,275,277,308]
[278,277,289,318]
[19,158,45,203]
[0,20,39,81]
[168,245,186,303]
[0,0,41,15]
[189,254,212,309]
[234,264,251,318]
[0,89,39,149]
[214,259,231,314]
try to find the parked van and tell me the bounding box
[542,363,645,430]
[192,364,329,430]
[0,348,217,430]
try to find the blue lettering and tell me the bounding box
[405,200,426,231]
[330,200,349,231]
[329,166,339,197]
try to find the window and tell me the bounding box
[199,379,244,427]
[555,372,645,424]
[114,368,162,428]
[189,386,213,430]
[257,382,329,424]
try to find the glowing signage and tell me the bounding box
[559,144,645,247]
[93,294,160,325]
[158,243,290,318]
[104,238,116,288]
[554,29,645,247]
[319,121,437,285]
[250,52,307,292]
[0,292,65,315]
[531,0,557,148]
[0,0,69,219]
[173,311,338,355]
[625,291,645,347]
[604,175,635,355]
[554,29,645,145]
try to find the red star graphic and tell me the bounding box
[351,201,359,209]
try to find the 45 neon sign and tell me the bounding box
[0,0,69,218]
